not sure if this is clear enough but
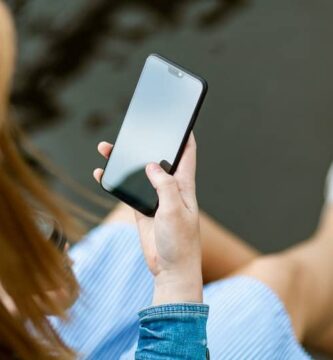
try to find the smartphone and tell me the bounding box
[101,54,207,216]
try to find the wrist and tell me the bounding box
[153,266,203,305]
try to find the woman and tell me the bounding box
[1,1,333,358]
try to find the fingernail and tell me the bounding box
[147,163,161,173]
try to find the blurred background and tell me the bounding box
[7,1,333,355]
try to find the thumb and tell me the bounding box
[146,163,183,212]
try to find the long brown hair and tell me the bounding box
[0,2,83,358]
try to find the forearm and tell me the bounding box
[153,266,203,305]
[136,266,208,359]
[200,210,259,283]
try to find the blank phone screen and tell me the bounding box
[101,54,205,215]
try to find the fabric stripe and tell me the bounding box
[51,223,154,359]
[203,276,311,360]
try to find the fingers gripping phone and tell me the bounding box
[101,54,207,216]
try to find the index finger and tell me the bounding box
[98,141,113,159]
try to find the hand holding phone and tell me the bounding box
[94,133,203,305]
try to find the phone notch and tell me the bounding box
[168,65,184,78]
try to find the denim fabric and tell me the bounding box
[135,303,209,360]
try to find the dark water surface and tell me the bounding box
[11,0,333,249]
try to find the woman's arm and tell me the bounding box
[95,133,209,359]
[134,134,209,359]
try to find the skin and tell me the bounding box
[94,138,333,357]
[95,134,203,305]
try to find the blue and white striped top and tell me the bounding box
[51,223,311,359]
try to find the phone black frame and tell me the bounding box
[100,53,208,217]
